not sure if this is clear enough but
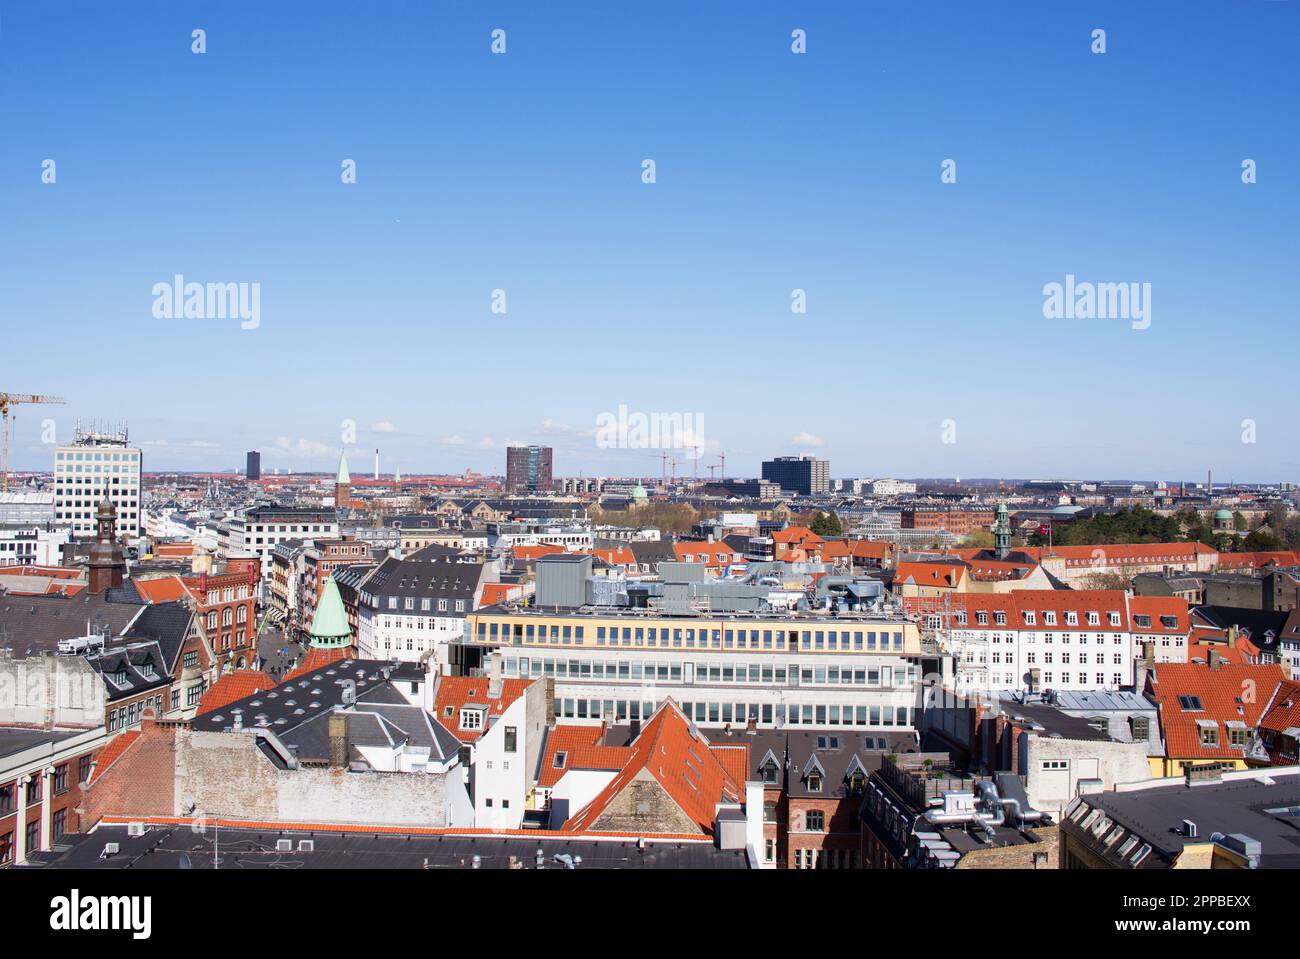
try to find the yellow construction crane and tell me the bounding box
[0,393,66,492]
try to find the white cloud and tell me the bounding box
[187,440,221,449]
[274,436,331,458]
[439,435,466,446]
[791,432,826,447]
[370,421,398,434]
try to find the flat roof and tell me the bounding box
[0,727,84,761]
[1084,771,1300,868]
[30,824,748,870]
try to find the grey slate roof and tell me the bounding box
[0,586,146,658]
[31,823,749,869]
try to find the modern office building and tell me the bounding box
[762,455,830,496]
[53,425,142,539]
[467,603,923,732]
[246,450,261,480]
[506,445,553,493]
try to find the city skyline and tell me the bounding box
[4,2,1297,480]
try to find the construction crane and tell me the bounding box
[0,393,66,492]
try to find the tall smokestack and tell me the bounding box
[374,448,380,481]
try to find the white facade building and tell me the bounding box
[0,525,70,567]
[941,591,1188,694]
[54,431,142,539]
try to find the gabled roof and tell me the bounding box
[196,669,277,716]
[1148,661,1289,760]
[134,576,189,604]
[537,725,634,789]
[89,730,142,784]
[562,701,745,835]
[432,675,532,742]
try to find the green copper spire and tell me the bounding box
[335,450,351,485]
[994,501,1011,560]
[308,576,352,648]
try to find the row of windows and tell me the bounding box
[504,656,916,688]
[550,696,911,728]
[957,631,1126,645]
[108,694,165,731]
[56,450,139,461]
[479,620,907,652]
[386,597,465,613]
[961,671,1126,687]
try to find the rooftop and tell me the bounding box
[28,822,747,870]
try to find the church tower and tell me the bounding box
[87,487,126,594]
[994,502,1012,560]
[334,450,351,508]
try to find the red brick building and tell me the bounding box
[0,726,105,866]
[902,506,996,537]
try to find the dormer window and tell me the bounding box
[1134,615,1151,628]
[761,760,779,784]
[1045,612,1057,626]
[806,772,822,793]
[459,707,485,731]
[1024,612,1036,626]
[994,612,1007,626]
[976,611,988,625]
[1087,612,1100,626]
[553,751,568,769]
[848,770,866,794]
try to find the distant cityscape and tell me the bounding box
[0,421,1296,873]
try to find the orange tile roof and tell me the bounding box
[1214,551,1300,570]
[771,526,825,546]
[282,645,354,682]
[1258,680,1300,736]
[90,731,141,784]
[671,541,739,567]
[196,669,277,716]
[1127,595,1191,635]
[894,561,967,588]
[820,540,892,560]
[588,547,637,567]
[537,725,633,789]
[1148,661,1289,760]
[135,576,190,604]
[512,544,566,561]
[432,675,532,743]
[562,701,745,835]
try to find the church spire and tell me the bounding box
[308,576,352,649]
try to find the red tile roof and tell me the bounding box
[562,701,746,835]
[135,576,190,604]
[1258,680,1300,736]
[432,675,532,743]
[90,731,141,784]
[282,645,354,683]
[1148,661,1289,760]
[196,669,277,716]
[537,725,633,789]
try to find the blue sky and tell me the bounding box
[2,1,1296,481]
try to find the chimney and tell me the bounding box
[328,710,350,768]
[487,653,503,700]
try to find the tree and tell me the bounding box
[809,511,842,536]
[960,530,994,549]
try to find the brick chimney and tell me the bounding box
[487,653,503,700]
